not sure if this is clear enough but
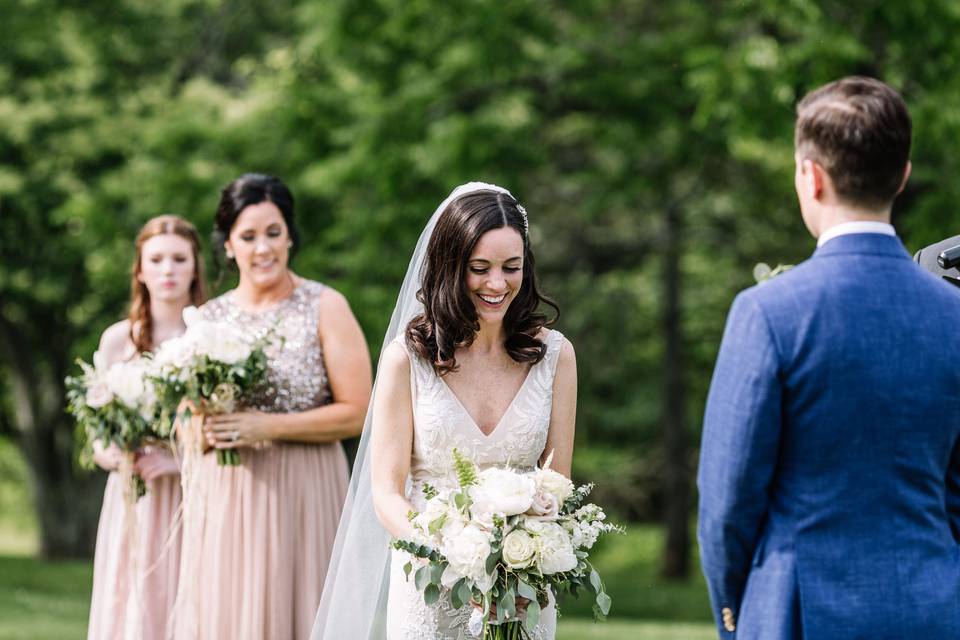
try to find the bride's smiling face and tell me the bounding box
[465,226,525,325]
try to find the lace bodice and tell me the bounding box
[404,329,564,507]
[199,279,332,413]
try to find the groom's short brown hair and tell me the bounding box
[795,76,911,208]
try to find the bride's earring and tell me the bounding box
[287,240,293,249]
[225,248,235,260]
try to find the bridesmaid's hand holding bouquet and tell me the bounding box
[66,352,164,498]
[151,307,273,465]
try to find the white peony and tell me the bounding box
[105,362,147,408]
[534,467,575,503]
[152,334,198,370]
[206,333,252,364]
[440,524,493,585]
[185,321,221,356]
[470,467,537,517]
[501,529,537,569]
[182,305,202,327]
[526,520,578,575]
[188,322,251,364]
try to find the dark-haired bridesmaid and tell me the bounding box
[174,174,372,639]
[88,215,206,640]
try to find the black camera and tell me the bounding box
[914,234,960,288]
[938,244,960,270]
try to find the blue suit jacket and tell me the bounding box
[698,234,960,640]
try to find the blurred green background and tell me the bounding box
[4,0,960,637]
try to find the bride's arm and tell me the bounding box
[541,337,577,477]
[370,341,419,539]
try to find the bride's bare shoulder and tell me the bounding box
[381,338,413,372]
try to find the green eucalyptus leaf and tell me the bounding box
[414,565,431,591]
[525,598,541,630]
[596,591,612,616]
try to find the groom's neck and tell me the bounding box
[814,202,892,238]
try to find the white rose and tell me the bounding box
[440,524,493,584]
[85,381,113,409]
[470,468,536,517]
[526,520,577,575]
[526,489,560,521]
[535,467,575,503]
[501,529,537,569]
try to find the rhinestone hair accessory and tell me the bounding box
[517,203,529,234]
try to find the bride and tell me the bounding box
[311,182,576,639]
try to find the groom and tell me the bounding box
[697,76,960,639]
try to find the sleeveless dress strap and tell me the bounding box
[527,330,564,397]
[543,330,564,380]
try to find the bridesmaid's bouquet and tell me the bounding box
[150,307,271,465]
[393,450,622,639]
[66,352,164,498]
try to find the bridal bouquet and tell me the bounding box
[150,307,271,465]
[66,352,164,498]
[393,450,621,639]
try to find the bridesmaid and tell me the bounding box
[87,215,207,640]
[179,173,372,639]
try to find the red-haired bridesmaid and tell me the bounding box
[87,215,206,640]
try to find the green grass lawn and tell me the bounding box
[0,437,715,638]
[0,533,716,640]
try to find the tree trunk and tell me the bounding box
[660,201,690,579]
[0,313,103,558]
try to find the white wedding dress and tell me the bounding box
[385,331,564,640]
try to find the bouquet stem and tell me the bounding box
[216,449,241,466]
[484,620,529,640]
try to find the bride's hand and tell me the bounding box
[204,410,273,450]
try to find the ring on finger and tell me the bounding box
[230,430,239,442]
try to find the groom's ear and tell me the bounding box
[799,158,826,201]
[895,161,912,197]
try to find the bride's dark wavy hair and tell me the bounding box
[406,189,559,375]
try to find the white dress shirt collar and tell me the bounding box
[816,220,896,248]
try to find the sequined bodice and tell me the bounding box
[199,280,332,413]
[404,330,564,509]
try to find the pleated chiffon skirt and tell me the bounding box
[88,471,183,640]
[177,441,349,640]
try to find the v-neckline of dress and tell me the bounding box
[439,362,537,439]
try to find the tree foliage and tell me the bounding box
[4,0,960,560]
